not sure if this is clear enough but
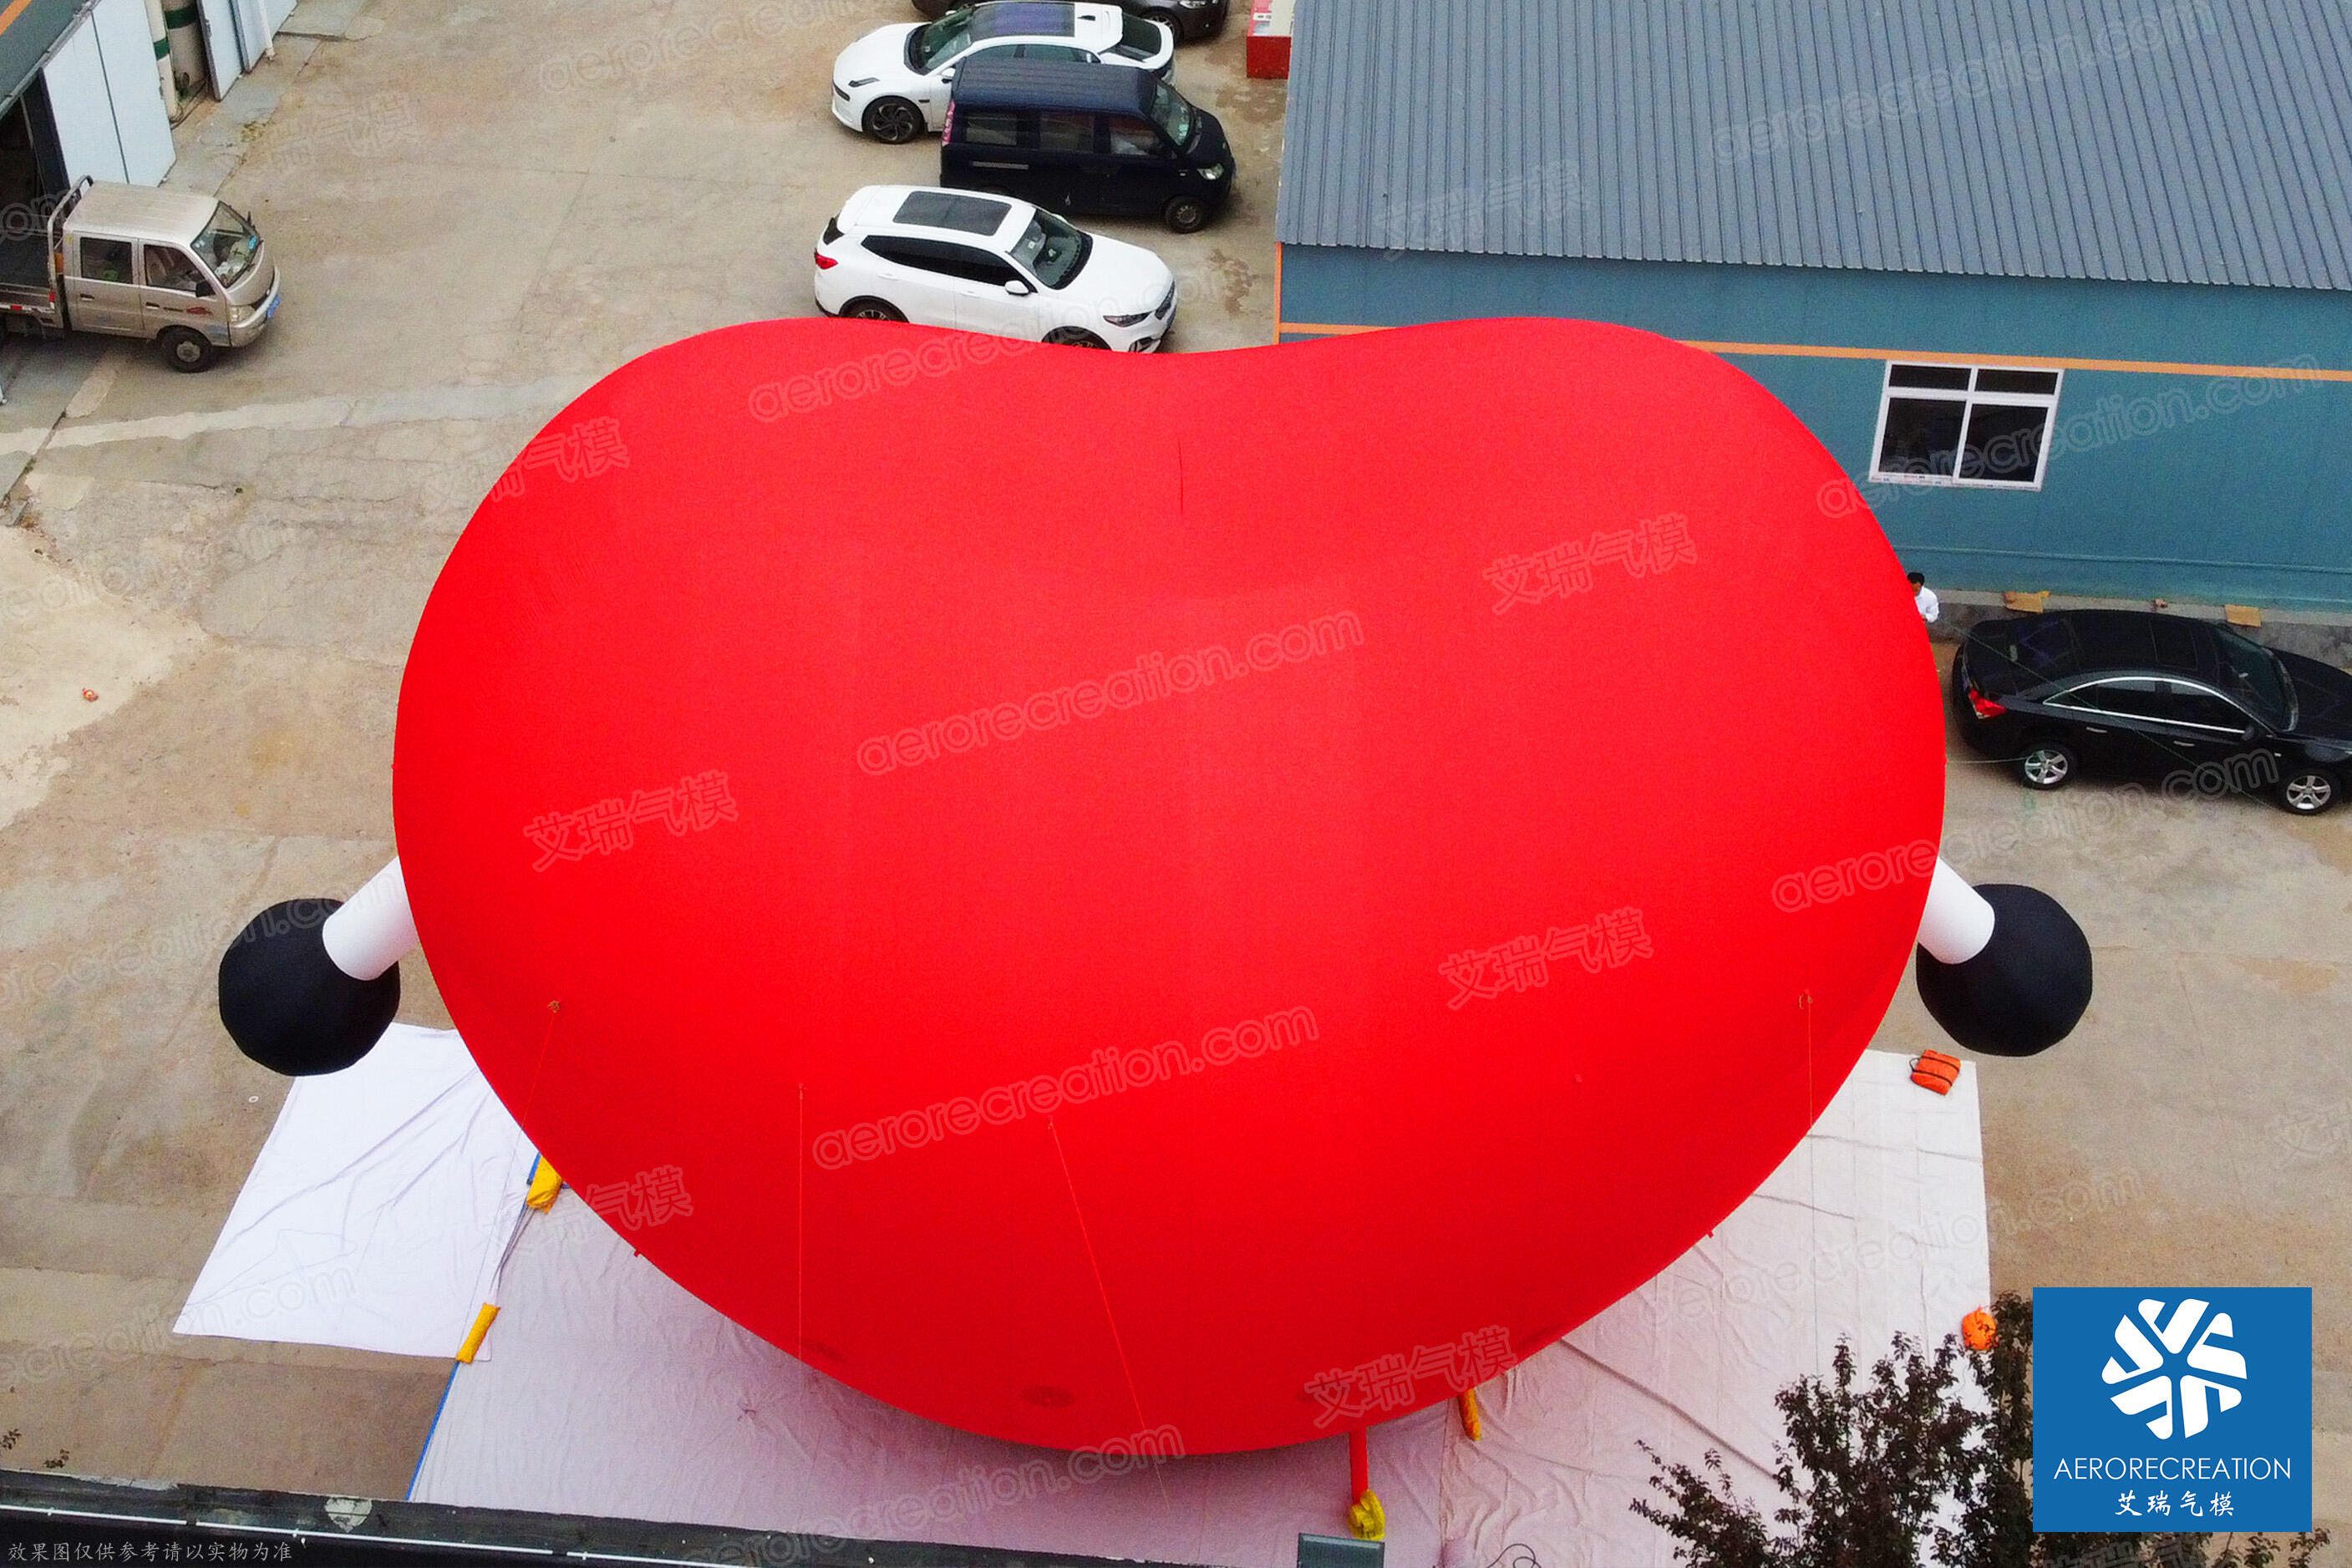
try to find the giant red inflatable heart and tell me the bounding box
[394,317,1943,1454]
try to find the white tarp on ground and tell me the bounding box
[408,1049,1986,1568]
[1437,1050,1990,1567]
[175,1024,539,1358]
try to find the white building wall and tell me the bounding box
[42,22,128,184]
[199,0,278,78]
[92,0,175,182]
[196,0,241,91]
[42,0,177,186]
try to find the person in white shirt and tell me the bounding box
[1908,571,1939,624]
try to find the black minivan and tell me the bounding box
[942,56,1236,232]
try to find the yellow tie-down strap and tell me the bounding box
[456,1302,500,1363]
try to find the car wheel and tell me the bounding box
[2016,738,2077,790]
[1043,327,1108,349]
[841,298,906,322]
[863,97,925,144]
[160,327,217,373]
[1162,195,1211,233]
[2278,764,2339,815]
[1145,8,1180,37]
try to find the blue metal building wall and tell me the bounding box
[1278,247,2352,609]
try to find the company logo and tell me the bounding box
[2101,1297,2247,1439]
[2033,1286,2310,1535]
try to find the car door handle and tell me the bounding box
[971,160,1029,170]
[2083,726,2109,733]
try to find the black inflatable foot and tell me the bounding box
[218,898,399,1076]
[1914,883,2092,1057]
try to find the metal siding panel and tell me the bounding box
[2228,2,2325,288]
[2149,6,2248,286]
[2290,0,2352,287]
[2201,4,2290,287]
[1271,0,2352,287]
[2098,1,2198,284]
[2048,0,2133,282]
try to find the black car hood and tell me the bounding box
[2280,650,2352,742]
[1191,112,1231,167]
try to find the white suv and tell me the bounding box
[831,2,1174,143]
[814,185,1176,351]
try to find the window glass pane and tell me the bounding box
[197,204,259,285]
[960,110,1021,146]
[892,190,1008,235]
[1976,368,2060,395]
[2214,628,2291,729]
[2163,687,2248,729]
[1959,402,2048,483]
[2151,618,2205,674]
[1116,14,1161,55]
[1017,43,1088,60]
[2081,680,2168,718]
[942,245,1018,286]
[1877,398,1964,478]
[145,246,205,292]
[1888,363,1970,390]
[1037,112,1095,151]
[2008,618,2080,677]
[865,237,940,273]
[80,238,134,283]
[1105,115,1161,156]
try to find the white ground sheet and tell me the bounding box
[408,1049,1985,1568]
[175,1024,539,1357]
[1437,1050,1991,1567]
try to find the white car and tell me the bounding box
[815,185,1176,351]
[831,2,1175,144]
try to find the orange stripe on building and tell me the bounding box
[1273,320,2352,380]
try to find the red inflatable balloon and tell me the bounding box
[394,317,1943,1454]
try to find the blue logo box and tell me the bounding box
[2034,1287,2311,1533]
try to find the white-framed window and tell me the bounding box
[1870,362,2063,489]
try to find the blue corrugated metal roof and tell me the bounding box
[1274,0,2352,289]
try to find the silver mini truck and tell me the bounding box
[0,177,282,371]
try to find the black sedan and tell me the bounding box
[1952,609,2352,815]
[912,0,1229,41]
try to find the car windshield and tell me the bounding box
[1113,14,1161,57]
[1150,79,1196,146]
[909,12,972,71]
[2216,627,2294,729]
[1010,210,1089,287]
[196,203,260,287]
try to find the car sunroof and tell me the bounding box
[894,190,1011,236]
[970,2,1074,39]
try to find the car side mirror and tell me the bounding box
[1004,278,1033,297]
[940,68,955,80]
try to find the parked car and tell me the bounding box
[814,185,1176,350]
[0,176,280,372]
[913,0,1228,43]
[1952,608,2352,814]
[942,57,1234,232]
[831,2,1173,145]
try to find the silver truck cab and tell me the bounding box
[0,178,282,371]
